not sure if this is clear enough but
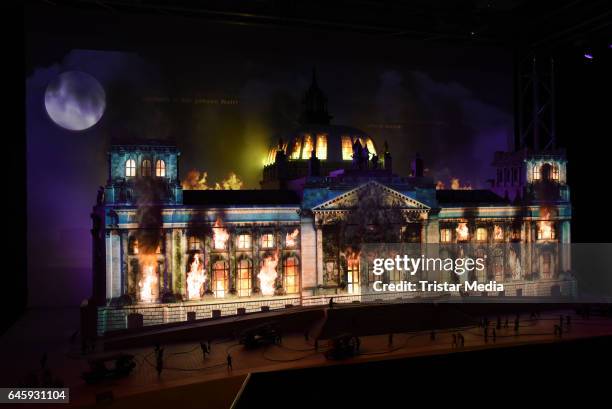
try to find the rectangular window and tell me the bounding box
[537,222,555,240]
[341,136,353,160]
[261,233,274,248]
[440,229,452,243]
[347,257,359,294]
[316,134,327,160]
[476,228,487,242]
[188,236,201,251]
[493,225,504,241]
[284,257,299,294]
[302,135,313,159]
[237,234,252,249]
[237,259,252,297]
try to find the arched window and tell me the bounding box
[551,164,559,181]
[212,260,229,298]
[125,159,136,177]
[155,160,166,177]
[533,164,541,180]
[141,159,152,177]
[237,259,252,297]
[283,256,299,294]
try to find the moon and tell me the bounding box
[44,71,106,131]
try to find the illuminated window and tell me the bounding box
[342,136,353,160]
[347,255,359,293]
[290,139,302,160]
[316,134,327,159]
[237,259,252,297]
[125,159,136,177]
[537,221,555,240]
[493,225,504,241]
[188,236,201,251]
[389,268,402,283]
[237,234,252,249]
[302,135,313,159]
[476,228,487,242]
[456,223,469,241]
[261,233,274,248]
[440,229,452,243]
[283,257,299,294]
[533,165,541,180]
[141,159,152,177]
[551,164,559,180]
[155,160,166,177]
[212,260,229,298]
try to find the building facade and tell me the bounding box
[91,74,574,333]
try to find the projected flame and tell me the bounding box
[187,253,206,299]
[213,218,230,249]
[456,223,469,241]
[538,208,554,240]
[286,228,299,247]
[138,254,158,303]
[258,252,278,296]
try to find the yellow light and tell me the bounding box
[302,134,313,159]
[342,136,353,160]
[316,134,327,160]
[290,139,301,159]
[366,138,376,158]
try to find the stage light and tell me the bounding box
[584,53,593,60]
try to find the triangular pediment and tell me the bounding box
[312,181,430,211]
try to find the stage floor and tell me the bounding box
[1,306,611,407]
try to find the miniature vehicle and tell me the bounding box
[82,352,136,384]
[239,322,281,349]
[324,333,359,360]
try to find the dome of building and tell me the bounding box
[264,125,378,165]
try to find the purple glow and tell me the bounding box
[584,53,593,59]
